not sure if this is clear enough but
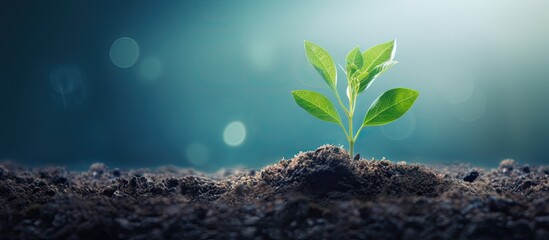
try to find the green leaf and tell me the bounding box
[292,90,342,124]
[304,41,337,90]
[345,46,363,78]
[362,88,419,126]
[361,39,396,73]
[357,60,398,93]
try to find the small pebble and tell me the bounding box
[499,159,515,172]
[45,189,56,196]
[112,168,121,177]
[52,176,68,185]
[89,163,106,178]
[165,178,179,188]
[129,177,138,188]
[519,180,535,191]
[235,184,248,196]
[463,170,479,182]
[102,187,116,197]
[354,154,360,161]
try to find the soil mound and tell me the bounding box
[258,145,447,200]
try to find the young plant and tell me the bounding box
[292,40,419,158]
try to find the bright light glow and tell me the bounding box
[185,143,209,166]
[109,37,140,68]
[138,57,163,80]
[223,121,246,146]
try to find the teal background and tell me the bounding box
[1,0,549,170]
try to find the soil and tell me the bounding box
[1,145,548,239]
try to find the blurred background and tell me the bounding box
[1,0,549,171]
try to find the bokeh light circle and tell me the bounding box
[109,37,140,68]
[223,121,246,146]
[138,57,163,80]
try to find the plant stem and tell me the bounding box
[348,85,357,158]
[348,112,354,158]
[353,125,365,142]
[334,87,358,159]
[349,140,354,159]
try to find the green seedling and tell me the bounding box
[292,40,419,158]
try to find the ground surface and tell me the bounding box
[1,145,548,239]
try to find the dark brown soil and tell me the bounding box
[1,145,548,239]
